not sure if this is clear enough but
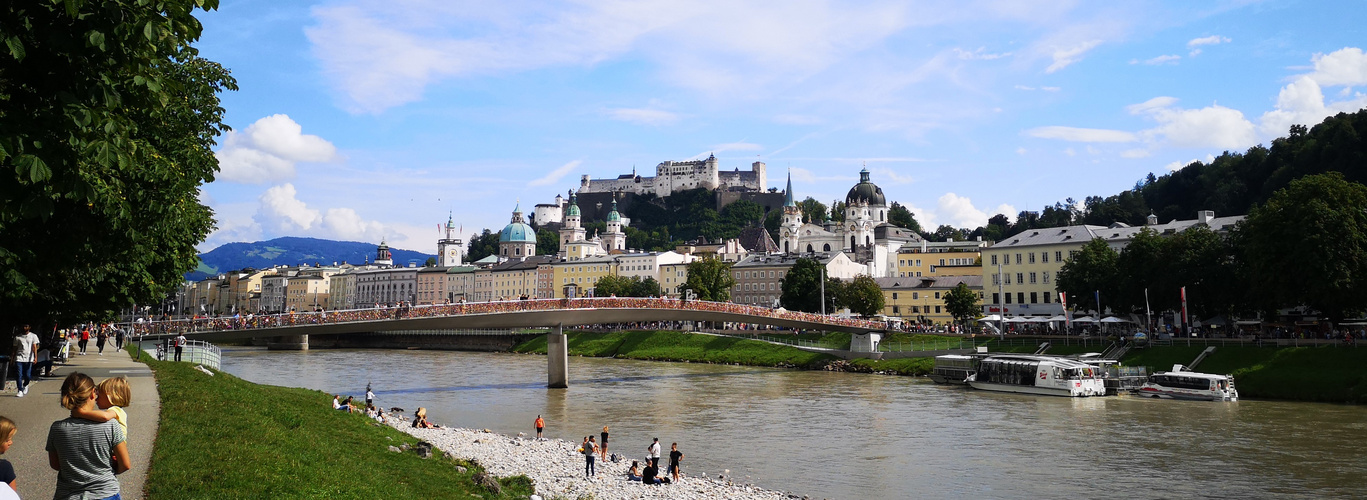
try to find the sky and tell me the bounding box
[194,0,1367,253]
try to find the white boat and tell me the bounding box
[967,355,1107,397]
[930,354,978,385]
[1134,365,1238,401]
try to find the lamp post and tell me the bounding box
[820,266,826,316]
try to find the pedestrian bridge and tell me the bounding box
[125,298,888,388]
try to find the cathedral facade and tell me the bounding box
[779,168,922,277]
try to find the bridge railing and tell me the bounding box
[121,297,891,336]
[136,339,221,369]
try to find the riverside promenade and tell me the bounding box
[3,348,160,500]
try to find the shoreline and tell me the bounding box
[389,421,799,500]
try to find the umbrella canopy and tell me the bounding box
[1203,315,1228,326]
[1025,316,1051,323]
[1003,316,1029,323]
[1072,316,1099,323]
[981,314,1003,322]
[1046,315,1069,322]
[1100,316,1129,323]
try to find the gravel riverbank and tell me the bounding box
[390,421,801,500]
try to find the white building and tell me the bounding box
[577,154,767,198]
[616,251,691,282]
[778,169,923,277]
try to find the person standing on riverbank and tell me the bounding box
[600,426,610,461]
[669,442,684,482]
[174,333,186,362]
[648,438,661,468]
[582,436,597,477]
[535,415,544,438]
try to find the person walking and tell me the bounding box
[11,325,39,397]
[600,426,610,461]
[95,328,106,355]
[668,442,684,482]
[582,436,597,477]
[174,333,186,362]
[365,382,375,407]
[114,326,125,352]
[648,438,661,469]
[535,415,544,439]
[78,326,89,355]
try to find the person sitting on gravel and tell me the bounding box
[641,462,661,485]
[412,408,438,429]
[626,461,641,481]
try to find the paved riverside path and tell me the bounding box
[3,348,160,500]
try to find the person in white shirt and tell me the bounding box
[648,438,661,468]
[11,325,39,397]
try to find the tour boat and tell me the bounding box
[966,355,1107,397]
[930,354,978,385]
[1134,365,1238,401]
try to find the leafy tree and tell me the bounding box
[1238,172,1367,321]
[837,274,884,317]
[1165,225,1239,319]
[830,201,847,223]
[763,210,781,244]
[631,276,663,297]
[423,257,437,267]
[1114,228,1168,314]
[779,258,841,313]
[1055,238,1119,313]
[796,197,828,224]
[888,202,922,232]
[942,282,982,325]
[721,200,763,228]
[932,225,965,242]
[591,274,631,297]
[535,228,559,256]
[681,258,736,302]
[1,1,235,331]
[466,229,499,262]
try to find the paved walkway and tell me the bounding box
[3,348,160,500]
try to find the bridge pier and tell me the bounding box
[267,335,309,350]
[548,325,569,389]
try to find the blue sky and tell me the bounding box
[195,0,1367,253]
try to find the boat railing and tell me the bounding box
[1150,337,1359,348]
[879,338,981,352]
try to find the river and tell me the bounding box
[219,347,1367,499]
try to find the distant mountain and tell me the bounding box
[187,236,435,281]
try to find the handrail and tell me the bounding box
[141,339,221,369]
[119,297,892,336]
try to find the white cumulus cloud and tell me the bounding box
[1259,75,1367,137]
[1046,40,1102,73]
[927,193,1015,229]
[1306,47,1367,87]
[1133,54,1180,65]
[1129,98,1256,150]
[253,183,391,243]
[215,115,338,184]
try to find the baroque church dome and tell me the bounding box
[845,167,886,206]
[499,204,536,243]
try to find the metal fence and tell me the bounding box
[879,339,980,352]
[139,339,220,369]
[1148,337,1360,348]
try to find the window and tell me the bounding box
[1041,252,1049,263]
[1004,274,1011,285]
[992,274,1000,285]
[892,306,900,314]
[935,306,941,314]
[934,292,941,299]
[930,266,936,273]
[892,292,898,300]
[1016,273,1024,284]
[1029,253,1036,263]
[992,293,1000,304]
[1030,292,1038,304]
[1015,253,1022,264]
[1005,294,1012,304]
[939,259,945,266]
[769,271,775,278]
[1043,271,1050,284]
[912,306,920,313]
[1043,293,1051,304]
[1017,292,1025,304]
[913,292,919,299]
[1029,272,1037,284]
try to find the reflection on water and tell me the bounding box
[221,348,1367,500]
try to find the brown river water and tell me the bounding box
[219,347,1367,499]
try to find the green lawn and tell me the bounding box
[132,347,534,499]
[512,330,837,368]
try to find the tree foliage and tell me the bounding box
[593,274,663,297]
[681,258,736,302]
[796,197,828,224]
[1,0,235,330]
[943,282,981,324]
[1237,172,1367,321]
[535,228,559,256]
[779,258,841,313]
[1055,239,1118,313]
[837,274,884,317]
[466,230,499,262]
[887,202,922,232]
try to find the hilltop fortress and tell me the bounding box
[579,154,767,197]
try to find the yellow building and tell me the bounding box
[480,256,552,300]
[415,266,449,304]
[285,275,330,312]
[875,275,984,325]
[550,255,618,298]
[895,240,985,278]
[659,262,690,297]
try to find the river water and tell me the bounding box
[219,348,1366,499]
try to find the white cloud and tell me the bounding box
[1132,100,1256,150]
[1121,148,1151,158]
[926,193,1015,229]
[1187,35,1231,47]
[1125,96,1180,114]
[1015,147,1027,155]
[1041,86,1061,92]
[528,160,583,187]
[1024,126,1137,143]
[1259,75,1367,136]
[1064,148,1076,156]
[604,107,679,126]
[873,168,913,185]
[252,183,391,243]
[954,47,1011,60]
[1306,47,1367,87]
[1045,40,1102,73]
[214,115,338,184]
[1014,85,1035,90]
[1136,54,1181,65]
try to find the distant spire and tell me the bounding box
[784,170,795,207]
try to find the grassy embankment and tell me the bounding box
[1121,344,1367,403]
[130,346,534,499]
[511,330,836,368]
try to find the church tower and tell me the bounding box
[559,190,586,255]
[375,240,394,267]
[437,212,463,267]
[602,196,626,252]
[781,171,802,254]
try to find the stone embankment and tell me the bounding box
[391,422,800,500]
